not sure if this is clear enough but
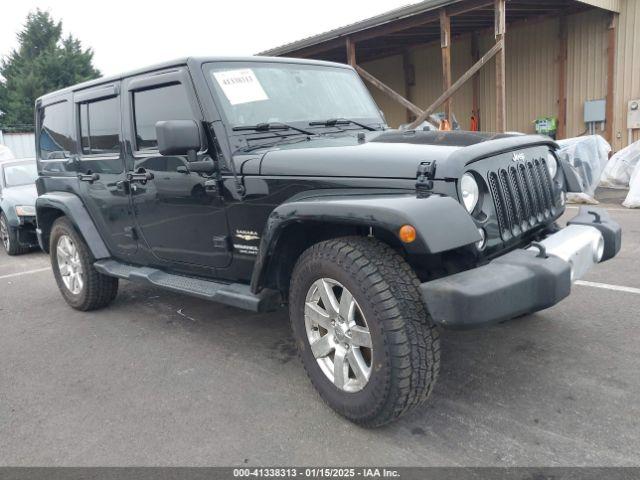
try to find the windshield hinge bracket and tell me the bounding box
[416,161,436,198]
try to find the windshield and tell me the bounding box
[2,162,38,188]
[205,62,384,129]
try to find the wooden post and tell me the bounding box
[557,16,568,140]
[409,39,504,129]
[495,0,507,133]
[403,51,415,123]
[440,9,452,122]
[346,37,356,67]
[605,13,617,145]
[471,32,481,129]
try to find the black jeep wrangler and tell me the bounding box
[35,57,621,426]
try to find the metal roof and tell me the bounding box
[259,0,618,58]
[260,0,465,56]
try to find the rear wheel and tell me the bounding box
[0,212,29,256]
[50,217,118,311]
[289,236,440,427]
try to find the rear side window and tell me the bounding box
[39,101,74,160]
[133,83,194,151]
[79,96,120,155]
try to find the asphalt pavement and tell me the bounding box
[1,197,639,466]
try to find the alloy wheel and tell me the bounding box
[56,234,84,295]
[304,278,373,393]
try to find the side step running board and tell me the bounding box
[94,259,280,313]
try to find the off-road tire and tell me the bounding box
[289,236,440,427]
[1,212,30,256]
[50,217,118,311]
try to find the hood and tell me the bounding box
[1,183,38,206]
[256,130,538,179]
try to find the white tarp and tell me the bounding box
[600,139,640,189]
[623,160,640,208]
[556,135,611,204]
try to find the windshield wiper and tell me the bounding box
[308,118,377,131]
[232,122,314,136]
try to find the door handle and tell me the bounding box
[126,168,154,184]
[78,172,100,183]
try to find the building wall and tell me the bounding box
[613,0,640,150]
[566,9,609,138]
[359,55,408,128]
[358,3,636,152]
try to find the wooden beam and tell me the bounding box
[605,12,618,145]
[471,32,481,129]
[440,9,453,121]
[495,0,507,133]
[409,39,504,129]
[557,15,568,140]
[346,37,357,66]
[354,64,424,118]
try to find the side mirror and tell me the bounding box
[156,120,202,161]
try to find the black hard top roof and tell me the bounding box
[37,56,350,102]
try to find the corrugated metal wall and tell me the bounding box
[566,9,609,137]
[477,18,561,134]
[360,2,636,151]
[613,0,640,150]
[407,37,474,130]
[0,132,36,159]
[360,55,408,128]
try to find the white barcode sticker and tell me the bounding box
[213,68,268,106]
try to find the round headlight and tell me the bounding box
[547,152,558,178]
[461,173,480,213]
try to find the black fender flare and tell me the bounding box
[35,192,110,259]
[250,193,481,292]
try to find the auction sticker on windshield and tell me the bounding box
[213,69,268,105]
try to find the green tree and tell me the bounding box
[0,9,100,130]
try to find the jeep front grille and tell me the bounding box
[487,157,556,239]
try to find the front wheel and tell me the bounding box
[289,237,440,427]
[50,217,118,311]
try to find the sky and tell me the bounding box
[0,0,422,76]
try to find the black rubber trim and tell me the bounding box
[421,249,572,330]
[567,206,621,262]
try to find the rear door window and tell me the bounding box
[79,96,120,155]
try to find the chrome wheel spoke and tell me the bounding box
[347,348,370,387]
[333,346,348,390]
[57,244,68,262]
[310,334,334,359]
[350,326,372,348]
[75,273,84,291]
[305,302,332,330]
[338,288,354,322]
[318,279,339,316]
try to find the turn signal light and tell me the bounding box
[399,225,417,244]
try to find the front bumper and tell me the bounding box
[421,207,621,329]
